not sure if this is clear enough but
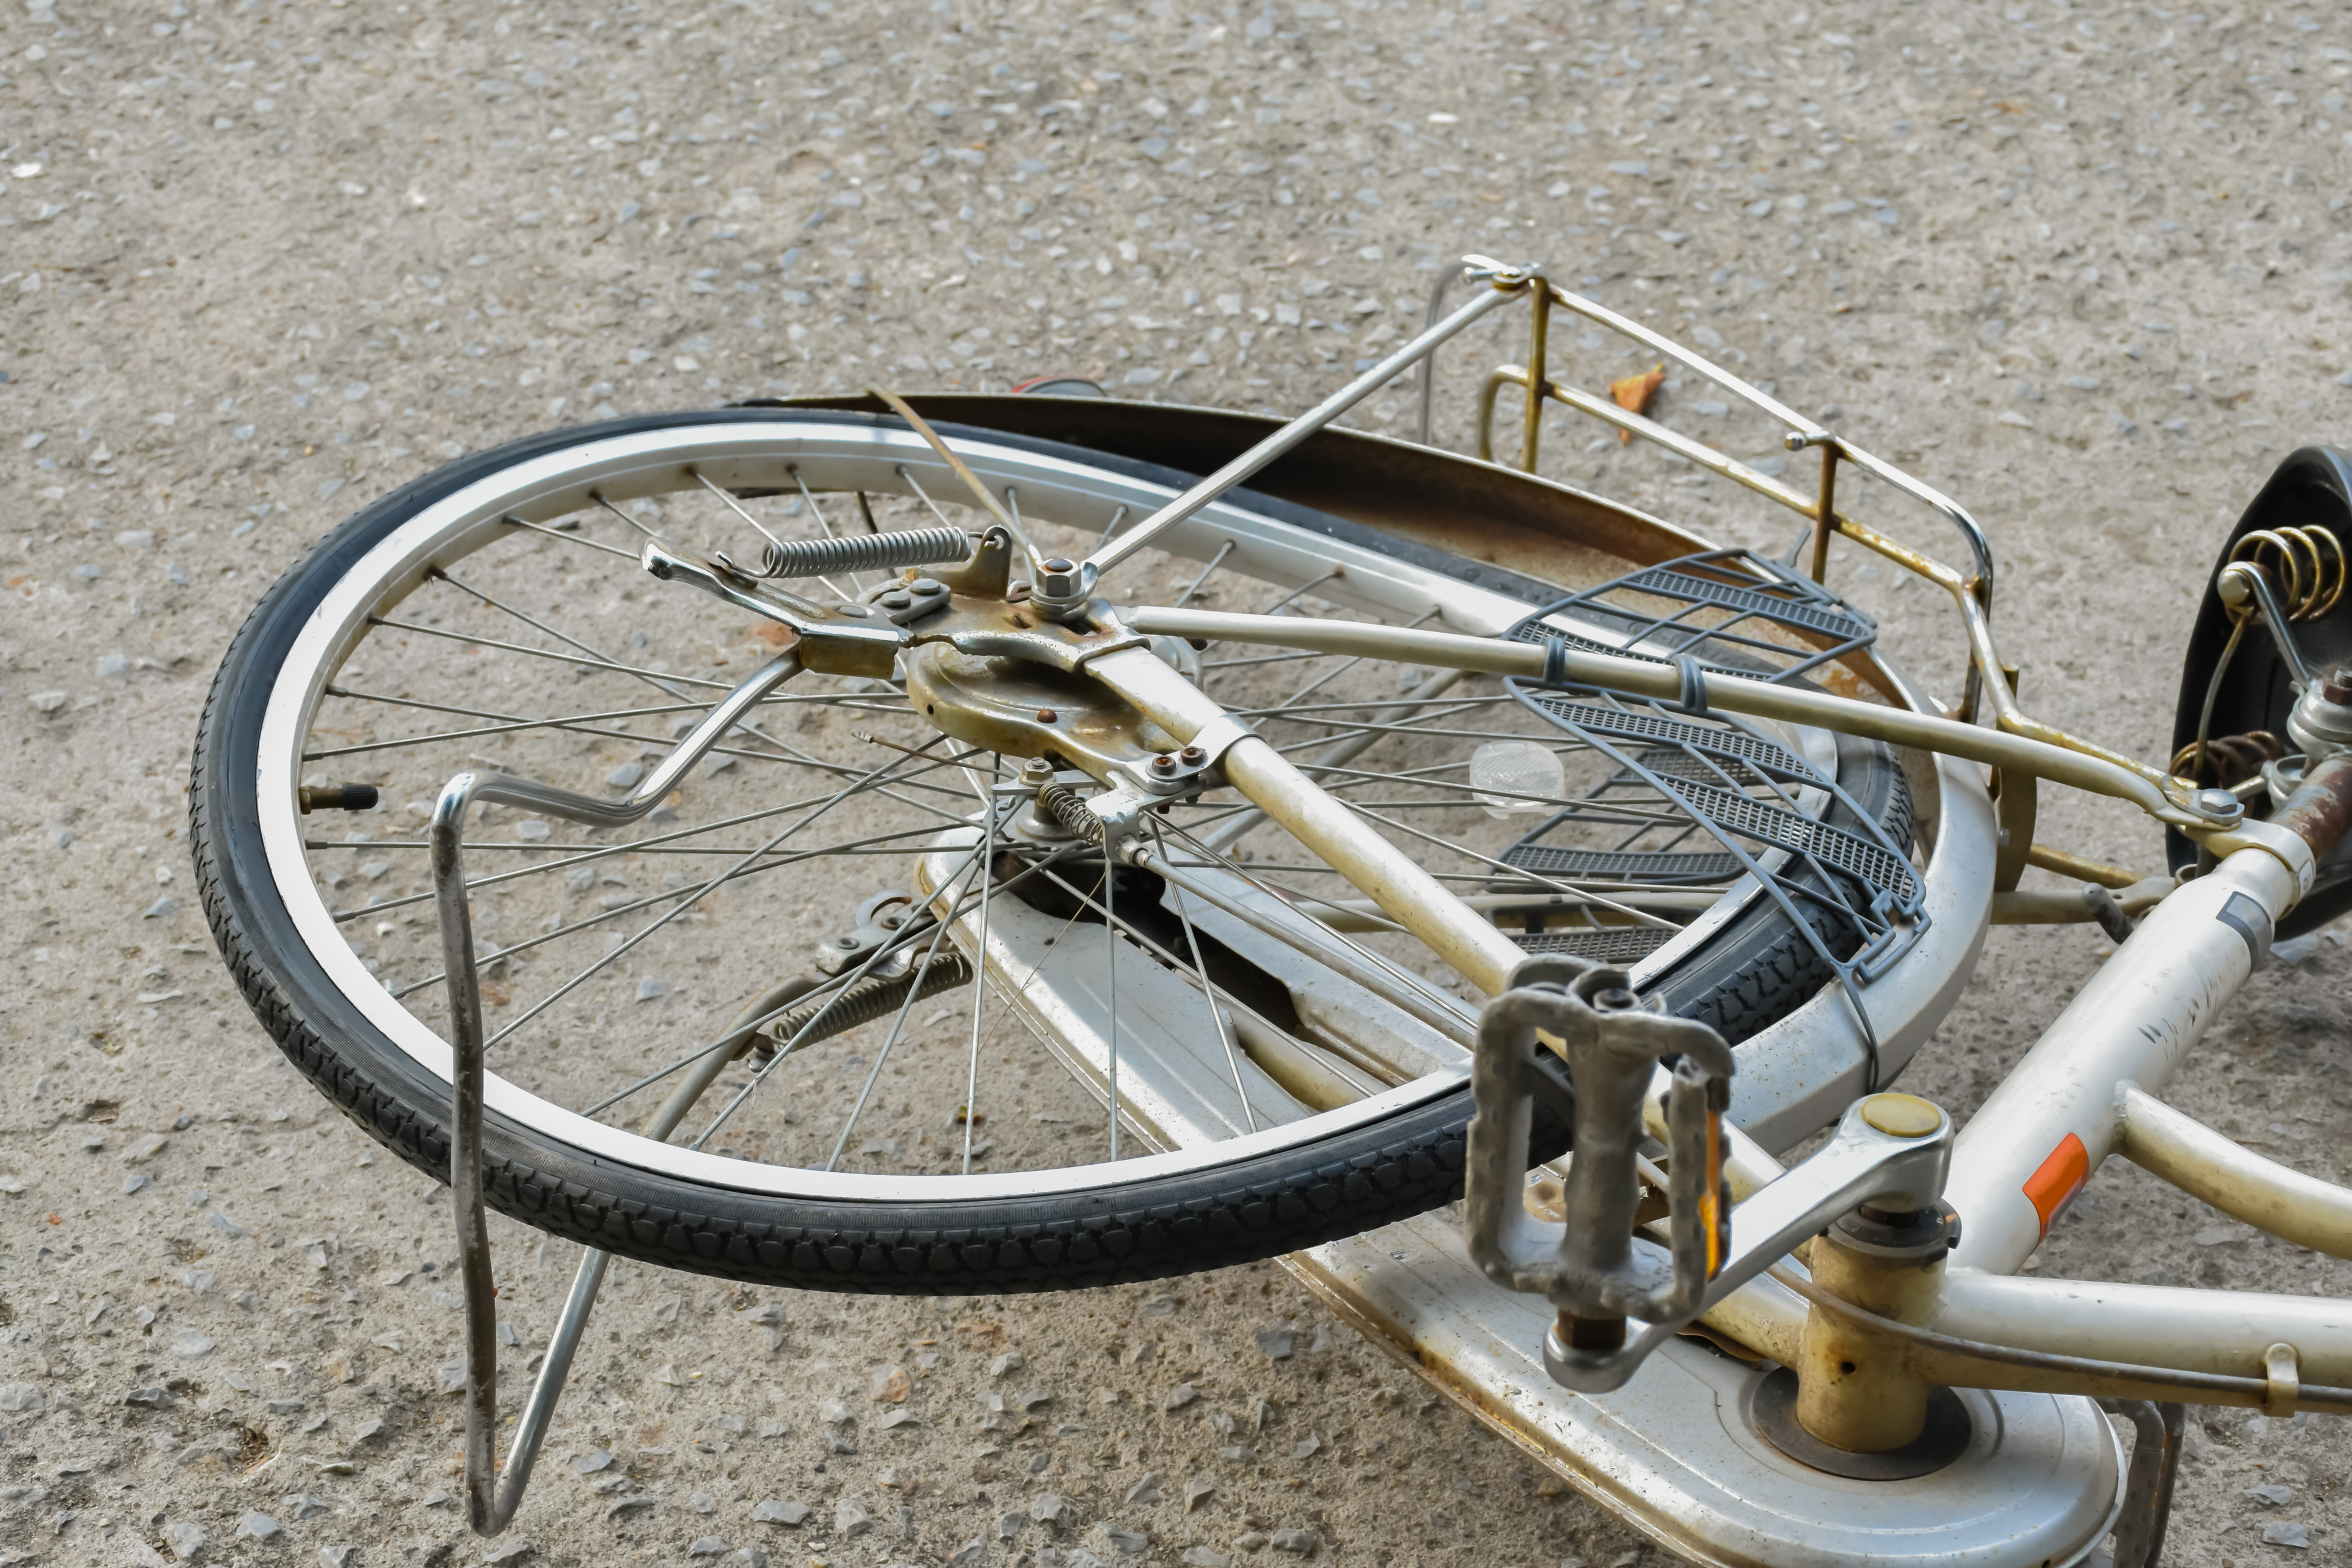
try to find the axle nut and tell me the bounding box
[1151,754,1175,773]
[1858,1092,1942,1139]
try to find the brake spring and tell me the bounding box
[2168,729,2286,787]
[753,524,970,581]
[1037,781,1106,844]
[2229,526,2347,621]
[751,950,975,1058]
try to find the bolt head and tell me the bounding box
[1150,754,1175,773]
[2196,786,2242,817]
[1181,745,1206,764]
[2321,667,2352,705]
[1591,986,1640,1012]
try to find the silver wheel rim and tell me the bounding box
[255,415,1867,1201]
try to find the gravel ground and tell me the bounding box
[6,1,2352,1565]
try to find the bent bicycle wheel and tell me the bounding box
[192,403,1925,1292]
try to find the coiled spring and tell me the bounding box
[2229,527,2347,621]
[2169,729,2285,787]
[750,950,974,1058]
[1037,781,1105,844]
[754,525,970,581]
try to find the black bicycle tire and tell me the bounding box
[191,407,1907,1293]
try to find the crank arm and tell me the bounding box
[1545,1092,1955,1393]
[642,537,906,678]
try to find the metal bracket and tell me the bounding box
[2096,1400,2185,1568]
[643,537,907,678]
[2182,814,2318,898]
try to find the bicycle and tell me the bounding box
[192,255,2352,1566]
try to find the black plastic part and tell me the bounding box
[2167,446,2352,936]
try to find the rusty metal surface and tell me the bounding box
[2272,750,2352,862]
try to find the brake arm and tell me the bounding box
[641,537,907,678]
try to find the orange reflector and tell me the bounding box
[2023,1132,2090,1237]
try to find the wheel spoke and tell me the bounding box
[962,759,1001,1174]
[1152,820,1255,1134]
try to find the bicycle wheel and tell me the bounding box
[192,404,1919,1292]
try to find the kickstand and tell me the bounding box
[430,764,804,1535]
[2096,1399,2185,1568]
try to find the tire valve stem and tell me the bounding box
[298,783,380,815]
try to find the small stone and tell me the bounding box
[1095,1523,1149,1555]
[1184,1479,1214,1512]
[1122,1472,1162,1505]
[234,1513,280,1541]
[997,1510,1026,1542]
[172,1330,216,1359]
[606,763,646,790]
[169,1521,207,1561]
[756,1419,789,1439]
[0,1174,23,1194]
[835,1498,872,1536]
[606,1497,654,1518]
[1184,1552,1234,1568]
[1269,1529,1319,1555]
[869,1363,912,1402]
[734,1553,769,1568]
[750,1499,809,1525]
[320,1551,353,1568]
[1031,1492,1066,1525]
[124,1386,172,1409]
[948,1542,987,1567]
[876,1408,916,1429]
[99,653,130,679]
[1219,1446,1257,1463]
[573,1448,614,1473]
[123,1173,152,1195]
[657,1362,686,1387]
[0,1384,46,1412]
[515,820,552,841]
[2246,1484,2293,1506]
[283,1493,330,1520]
[144,895,181,920]
[437,1358,467,1394]
[988,1351,1027,1378]
[2261,1522,2310,1549]
[1142,1294,1177,1317]
[1252,1326,1294,1360]
[1163,1384,1199,1412]
[1235,1538,1269,1556]
[421,1489,454,1509]
[688,1540,729,1557]
[1290,1435,1320,1460]
[1015,1388,1051,1412]
[818,1396,851,1425]
[637,977,668,1002]
[483,1540,536,1564]
[29,691,68,714]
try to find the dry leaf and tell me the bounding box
[1608,363,1666,443]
